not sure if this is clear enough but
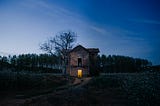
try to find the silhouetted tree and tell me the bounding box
[0,56,2,70]
[40,31,77,74]
[99,54,151,73]
[10,55,17,69]
[101,54,107,72]
[0,53,152,73]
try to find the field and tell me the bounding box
[0,70,68,100]
[0,71,160,106]
[88,73,160,105]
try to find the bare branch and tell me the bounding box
[40,30,76,56]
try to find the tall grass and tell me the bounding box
[120,72,160,105]
[88,72,160,106]
[0,70,67,91]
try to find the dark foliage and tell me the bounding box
[85,73,160,106]
[89,55,101,76]
[0,54,153,73]
[99,54,152,73]
[0,54,62,73]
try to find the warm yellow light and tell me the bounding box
[78,69,82,78]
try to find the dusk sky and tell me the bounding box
[0,0,160,65]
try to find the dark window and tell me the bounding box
[78,58,82,67]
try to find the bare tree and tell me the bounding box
[40,31,77,74]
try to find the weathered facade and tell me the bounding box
[67,45,99,77]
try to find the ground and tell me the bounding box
[0,72,159,106]
[0,77,127,106]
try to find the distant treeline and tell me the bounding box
[0,54,62,73]
[97,55,152,73]
[0,54,152,73]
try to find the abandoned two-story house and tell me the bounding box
[67,45,99,77]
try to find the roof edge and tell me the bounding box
[69,45,89,53]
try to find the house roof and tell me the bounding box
[69,45,88,53]
[70,45,99,53]
[87,48,100,53]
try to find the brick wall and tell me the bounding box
[67,47,89,76]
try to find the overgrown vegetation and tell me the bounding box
[97,54,152,73]
[121,72,160,105]
[0,70,67,98]
[0,53,153,75]
[85,73,160,106]
[0,54,62,73]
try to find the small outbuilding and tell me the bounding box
[67,45,99,77]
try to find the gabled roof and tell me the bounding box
[87,48,100,53]
[70,45,100,53]
[69,45,88,53]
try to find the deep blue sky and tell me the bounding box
[0,0,160,65]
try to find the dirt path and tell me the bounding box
[72,77,91,87]
[0,77,129,106]
[23,77,92,106]
[0,77,92,106]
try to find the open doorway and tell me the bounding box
[78,69,82,78]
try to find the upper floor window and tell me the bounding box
[78,58,82,67]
